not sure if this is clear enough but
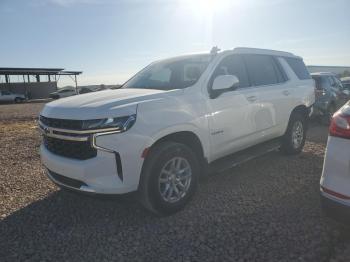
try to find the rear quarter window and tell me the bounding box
[284,57,311,80]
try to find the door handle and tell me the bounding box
[247,95,257,102]
[282,90,290,96]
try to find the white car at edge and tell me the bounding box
[39,47,314,215]
[320,102,350,223]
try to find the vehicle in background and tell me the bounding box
[341,77,350,91]
[39,47,314,215]
[49,88,77,99]
[0,90,26,103]
[320,102,350,224]
[311,72,349,125]
[79,87,93,94]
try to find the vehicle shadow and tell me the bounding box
[0,121,331,261]
[0,190,157,260]
[307,120,329,144]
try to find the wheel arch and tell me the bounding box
[283,104,310,135]
[147,130,207,166]
[290,104,310,119]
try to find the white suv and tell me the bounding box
[39,47,315,215]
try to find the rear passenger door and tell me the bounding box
[243,54,292,140]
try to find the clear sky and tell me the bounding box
[0,0,349,87]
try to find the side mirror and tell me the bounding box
[212,75,239,91]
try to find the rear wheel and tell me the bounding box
[138,141,199,216]
[281,112,307,155]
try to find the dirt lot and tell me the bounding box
[1,102,350,261]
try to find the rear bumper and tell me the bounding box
[321,194,350,224]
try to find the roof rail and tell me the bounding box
[233,47,296,58]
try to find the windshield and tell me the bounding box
[123,55,211,90]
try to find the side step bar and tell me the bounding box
[208,138,281,174]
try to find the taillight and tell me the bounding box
[329,113,350,139]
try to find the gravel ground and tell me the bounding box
[1,103,350,261]
[0,102,44,120]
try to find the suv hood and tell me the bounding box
[41,88,181,120]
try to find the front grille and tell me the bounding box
[40,115,84,130]
[49,170,87,189]
[44,136,97,160]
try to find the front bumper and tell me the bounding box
[41,145,136,194]
[39,117,152,194]
[321,194,350,224]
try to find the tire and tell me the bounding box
[281,112,307,155]
[138,141,199,216]
[14,97,21,103]
[321,103,336,126]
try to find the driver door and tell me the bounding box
[206,54,259,161]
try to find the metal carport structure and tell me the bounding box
[0,68,82,99]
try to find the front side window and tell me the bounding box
[2,91,11,95]
[123,55,211,90]
[60,89,72,93]
[210,54,250,88]
[244,54,279,86]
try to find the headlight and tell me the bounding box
[82,115,136,132]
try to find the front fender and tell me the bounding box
[146,123,210,160]
[135,95,210,159]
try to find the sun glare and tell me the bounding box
[181,0,233,17]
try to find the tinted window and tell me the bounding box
[244,54,279,86]
[333,77,343,90]
[319,76,331,89]
[2,91,11,95]
[272,57,288,82]
[212,55,250,88]
[343,83,350,90]
[312,76,323,90]
[284,57,311,80]
[328,76,335,86]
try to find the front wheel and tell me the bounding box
[138,141,199,216]
[281,112,307,155]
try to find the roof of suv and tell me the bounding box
[154,47,302,64]
[231,47,298,58]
